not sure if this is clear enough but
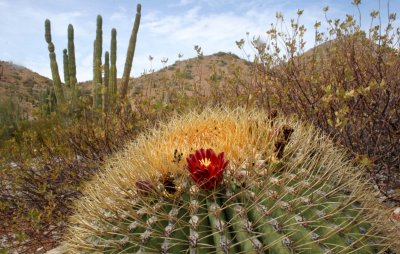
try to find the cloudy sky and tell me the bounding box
[0,0,398,81]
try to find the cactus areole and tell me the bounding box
[187,148,229,190]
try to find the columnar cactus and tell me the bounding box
[93,15,103,109]
[40,87,51,115]
[65,109,399,253]
[49,86,57,113]
[44,19,64,103]
[103,51,110,111]
[109,28,117,106]
[120,3,141,99]
[63,49,70,89]
[67,24,77,93]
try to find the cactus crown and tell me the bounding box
[68,24,73,34]
[44,19,51,43]
[65,108,398,253]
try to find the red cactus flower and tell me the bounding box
[186,148,229,190]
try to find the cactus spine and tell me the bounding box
[65,109,399,253]
[120,3,141,99]
[103,51,110,111]
[109,28,117,107]
[93,15,103,109]
[45,19,64,104]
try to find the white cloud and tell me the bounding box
[2,0,392,82]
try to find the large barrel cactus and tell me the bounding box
[65,108,398,253]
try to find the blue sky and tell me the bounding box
[0,0,399,81]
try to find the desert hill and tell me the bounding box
[0,52,250,118]
[0,60,52,117]
[77,51,251,101]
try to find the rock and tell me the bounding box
[35,247,45,254]
[392,207,400,221]
[45,244,68,254]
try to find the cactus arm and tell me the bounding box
[103,51,110,111]
[109,28,117,106]
[67,24,77,91]
[120,4,141,99]
[45,19,64,103]
[95,15,103,87]
[92,40,98,108]
[62,49,70,89]
[92,15,103,108]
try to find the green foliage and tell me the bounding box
[0,97,26,141]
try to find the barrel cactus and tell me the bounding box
[65,108,398,253]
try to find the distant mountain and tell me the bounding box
[0,60,52,116]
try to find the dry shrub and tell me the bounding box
[223,4,400,201]
[0,104,150,252]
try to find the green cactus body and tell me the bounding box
[67,24,77,91]
[109,28,117,106]
[45,19,64,104]
[103,51,110,111]
[93,15,103,109]
[63,49,70,89]
[49,86,57,113]
[67,24,77,110]
[40,87,51,115]
[65,109,398,253]
[120,4,141,99]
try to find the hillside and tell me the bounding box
[0,52,250,119]
[77,51,251,102]
[0,60,52,117]
[130,52,251,98]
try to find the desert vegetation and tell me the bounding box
[0,1,399,253]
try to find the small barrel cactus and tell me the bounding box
[65,108,398,253]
